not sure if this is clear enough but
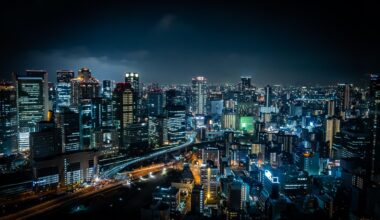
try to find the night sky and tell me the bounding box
[1,0,379,86]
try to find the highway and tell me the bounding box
[0,182,122,220]
[100,133,196,178]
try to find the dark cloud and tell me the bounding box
[0,1,379,86]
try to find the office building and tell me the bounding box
[147,90,164,117]
[165,89,187,144]
[241,76,252,91]
[56,70,74,110]
[125,72,141,122]
[202,147,220,167]
[152,186,180,216]
[200,162,219,204]
[327,99,335,117]
[113,82,134,150]
[30,121,61,159]
[14,70,48,151]
[70,67,100,106]
[265,85,272,107]
[0,82,18,155]
[102,80,113,99]
[192,76,207,115]
[369,74,380,182]
[325,117,340,157]
[91,127,118,155]
[124,122,149,155]
[56,107,80,152]
[191,184,204,214]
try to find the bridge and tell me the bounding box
[99,133,196,179]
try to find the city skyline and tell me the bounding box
[1,1,379,219]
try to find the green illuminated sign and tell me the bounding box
[240,116,254,133]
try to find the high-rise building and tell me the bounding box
[70,67,100,106]
[56,70,74,111]
[124,122,149,154]
[191,185,204,214]
[91,127,119,155]
[202,147,220,167]
[113,83,134,150]
[325,117,341,157]
[14,70,49,151]
[265,85,272,107]
[200,162,219,204]
[369,74,380,182]
[222,111,237,130]
[327,99,336,117]
[337,83,351,113]
[241,76,252,91]
[30,121,61,159]
[125,72,140,122]
[0,82,18,155]
[79,98,102,150]
[258,169,280,210]
[165,89,186,144]
[25,70,49,113]
[56,107,80,152]
[227,181,249,211]
[147,90,163,117]
[192,76,207,115]
[48,82,56,113]
[165,108,186,144]
[102,80,113,99]
[101,80,114,127]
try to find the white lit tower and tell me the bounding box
[192,76,207,115]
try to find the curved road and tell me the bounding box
[100,133,196,178]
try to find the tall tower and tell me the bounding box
[241,76,252,91]
[0,82,18,155]
[125,72,140,122]
[113,83,134,151]
[70,67,100,106]
[369,74,380,182]
[14,70,48,151]
[325,117,340,158]
[102,80,113,99]
[327,99,335,117]
[265,85,272,107]
[56,70,74,111]
[192,76,207,115]
[337,83,351,114]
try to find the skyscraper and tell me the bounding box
[101,80,114,127]
[337,83,351,114]
[265,85,272,107]
[200,162,219,204]
[70,67,100,106]
[14,70,48,151]
[125,72,140,122]
[56,70,74,111]
[165,89,186,144]
[241,76,252,91]
[102,80,113,99]
[0,82,18,155]
[30,120,61,159]
[147,90,163,117]
[113,83,134,150]
[369,74,380,182]
[325,117,340,158]
[79,98,102,150]
[192,76,207,115]
[56,107,80,152]
[327,99,335,117]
